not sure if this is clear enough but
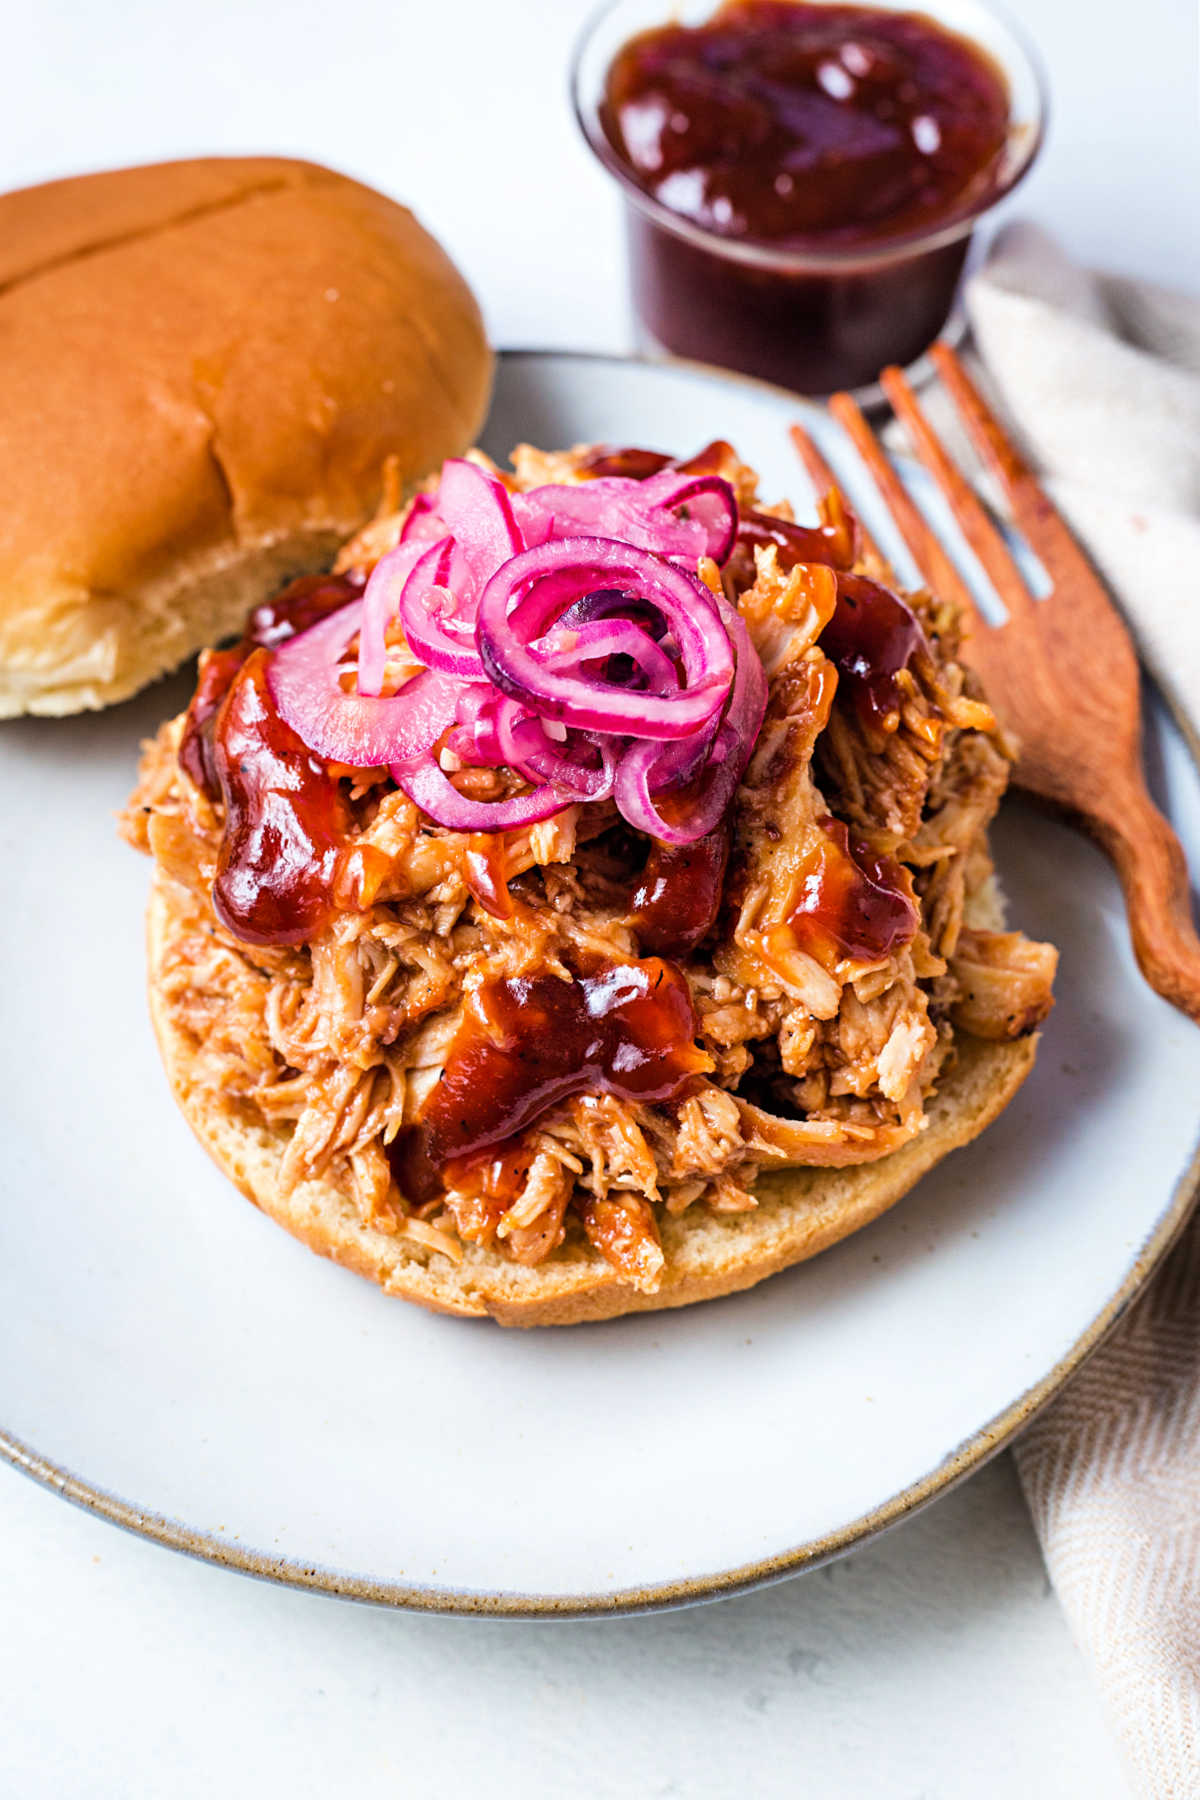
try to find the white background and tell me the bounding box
[3,0,1197,1793]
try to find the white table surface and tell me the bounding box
[4,1,1196,1793]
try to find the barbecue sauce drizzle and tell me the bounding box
[630,825,731,958]
[209,650,357,947]
[820,571,928,736]
[788,815,917,968]
[390,959,710,1199]
[179,570,366,946]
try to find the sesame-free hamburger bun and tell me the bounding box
[0,155,492,717]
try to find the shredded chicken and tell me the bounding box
[949,927,1058,1040]
[122,440,1057,1293]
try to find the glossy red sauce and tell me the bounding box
[597,1,1011,391]
[178,645,245,800]
[210,649,356,947]
[578,438,736,480]
[391,958,708,1194]
[821,571,928,734]
[602,1,1010,249]
[579,445,674,481]
[789,814,917,966]
[179,571,363,801]
[737,505,856,571]
[631,821,731,956]
[463,834,517,921]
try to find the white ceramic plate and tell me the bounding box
[3,350,1198,1615]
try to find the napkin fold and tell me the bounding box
[959,225,1200,1799]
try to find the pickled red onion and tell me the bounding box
[476,538,733,738]
[394,539,486,682]
[356,538,430,697]
[272,454,766,843]
[268,602,458,768]
[512,470,737,565]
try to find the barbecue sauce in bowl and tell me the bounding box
[602,2,1011,249]
[582,0,1031,393]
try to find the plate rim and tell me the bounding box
[4,344,1199,1618]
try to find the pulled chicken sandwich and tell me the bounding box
[123,437,1057,1325]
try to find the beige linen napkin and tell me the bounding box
[957,225,1200,1799]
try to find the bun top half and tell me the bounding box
[0,156,493,716]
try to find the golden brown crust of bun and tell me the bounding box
[147,874,1039,1329]
[0,156,492,718]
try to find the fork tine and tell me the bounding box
[827,389,987,627]
[787,419,839,496]
[930,344,1103,600]
[929,344,1034,495]
[788,421,890,574]
[881,363,1036,619]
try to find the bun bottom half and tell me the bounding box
[147,876,1038,1328]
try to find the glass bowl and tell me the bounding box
[572,0,1047,397]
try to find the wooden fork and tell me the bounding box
[790,342,1200,1025]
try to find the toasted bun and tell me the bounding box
[0,156,492,718]
[147,874,1038,1328]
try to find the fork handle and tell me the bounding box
[1089,777,1200,1024]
